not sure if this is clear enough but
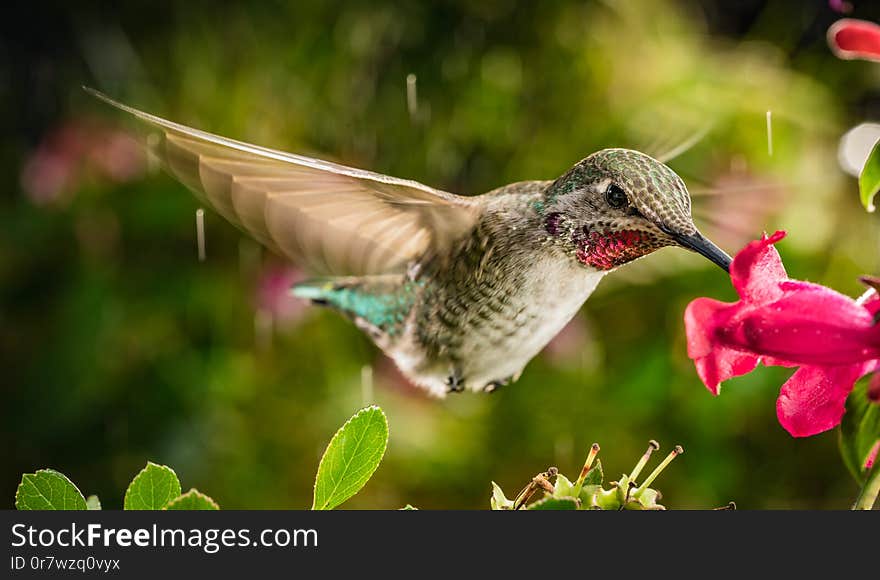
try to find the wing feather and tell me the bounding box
[86,88,480,275]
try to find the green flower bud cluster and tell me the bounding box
[491,441,693,511]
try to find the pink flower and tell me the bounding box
[544,316,591,365]
[20,119,144,207]
[256,263,307,324]
[829,0,853,15]
[684,231,880,437]
[828,19,880,63]
[866,441,880,470]
[693,170,788,253]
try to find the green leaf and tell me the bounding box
[629,487,665,510]
[490,481,514,510]
[859,139,880,212]
[578,484,602,506]
[583,459,603,486]
[552,473,575,498]
[591,486,622,510]
[526,497,579,510]
[165,489,220,510]
[15,469,87,510]
[840,377,880,483]
[399,504,418,510]
[312,406,388,510]
[124,462,182,510]
[86,495,102,510]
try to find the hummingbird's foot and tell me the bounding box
[483,382,501,394]
[445,371,465,394]
[483,374,517,393]
[482,377,509,394]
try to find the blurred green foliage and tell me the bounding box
[3,0,880,509]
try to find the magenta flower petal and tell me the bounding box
[694,347,760,396]
[684,297,759,394]
[731,281,880,366]
[858,288,880,314]
[684,232,787,394]
[729,231,787,304]
[776,364,868,437]
[866,441,880,470]
[869,372,880,403]
[685,230,880,436]
[828,19,880,62]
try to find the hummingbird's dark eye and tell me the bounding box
[605,184,628,209]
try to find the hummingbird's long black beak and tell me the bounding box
[668,230,732,272]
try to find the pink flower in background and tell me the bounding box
[374,355,425,398]
[684,231,880,437]
[866,442,880,470]
[543,316,590,364]
[829,0,853,15]
[869,372,880,403]
[256,264,308,325]
[20,119,144,206]
[828,18,880,62]
[695,169,788,252]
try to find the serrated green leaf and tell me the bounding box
[124,462,182,510]
[312,406,388,510]
[165,489,220,510]
[859,139,880,212]
[840,377,880,483]
[578,484,602,506]
[526,496,579,510]
[15,469,87,510]
[591,486,622,510]
[630,487,665,510]
[552,473,575,499]
[86,495,102,510]
[583,459,603,486]
[490,481,514,510]
[399,504,418,510]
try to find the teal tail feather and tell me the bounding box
[291,277,414,336]
[290,280,336,303]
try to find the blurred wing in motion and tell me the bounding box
[650,123,712,164]
[688,171,788,251]
[85,88,480,276]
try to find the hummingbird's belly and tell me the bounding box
[392,259,605,396]
[459,268,605,390]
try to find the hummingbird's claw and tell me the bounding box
[445,371,465,394]
[483,375,514,393]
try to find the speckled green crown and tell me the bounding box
[585,148,695,235]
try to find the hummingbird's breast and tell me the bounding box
[454,252,603,389]
[388,194,605,396]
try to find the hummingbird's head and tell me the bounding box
[539,148,731,272]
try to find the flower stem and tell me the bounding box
[573,443,600,495]
[852,458,880,510]
[637,445,683,490]
[630,440,660,482]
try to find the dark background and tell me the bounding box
[3,0,880,509]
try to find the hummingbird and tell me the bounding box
[87,88,731,397]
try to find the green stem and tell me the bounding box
[572,443,600,498]
[852,458,880,510]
